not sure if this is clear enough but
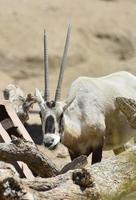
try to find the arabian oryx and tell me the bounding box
[35,25,136,164]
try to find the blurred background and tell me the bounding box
[1,1,136,193]
[1,0,136,99]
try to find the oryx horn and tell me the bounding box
[54,24,71,102]
[44,30,50,101]
[63,96,75,112]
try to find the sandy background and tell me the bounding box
[0,0,136,168]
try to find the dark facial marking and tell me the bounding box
[46,101,56,108]
[59,112,64,134]
[45,115,55,133]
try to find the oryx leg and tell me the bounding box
[91,144,103,165]
[90,116,105,164]
[91,137,104,165]
[68,150,80,161]
[113,145,125,155]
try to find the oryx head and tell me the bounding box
[35,25,73,149]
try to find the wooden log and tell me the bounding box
[0,137,88,178]
[1,146,136,199]
[0,124,34,180]
[25,146,136,199]
[0,137,59,178]
[59,155,88,174]
[0,100,35,179]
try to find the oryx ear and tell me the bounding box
[63,96,75,112]
[35,88,45,106]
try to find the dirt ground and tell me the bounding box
[0,0,136,169]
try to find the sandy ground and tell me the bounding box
[0,0,136,168]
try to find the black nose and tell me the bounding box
[44,138,54,148]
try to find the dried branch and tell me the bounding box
[116,97,136,128]
[3,84,36,123]
[0,137,88,178]
[1,146,136,199]
[0,137,59,178]
[59,154,87,174]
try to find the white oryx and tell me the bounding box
[35,25,136,164]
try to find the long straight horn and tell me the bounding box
[44,30,50,101]
[54,24,71,102]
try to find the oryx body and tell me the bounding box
[36,25,136,164]
[61,71,136,161]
